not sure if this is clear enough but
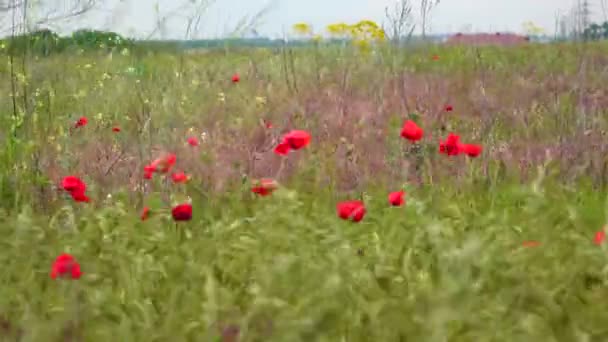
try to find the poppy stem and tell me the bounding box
[274,156,287,180]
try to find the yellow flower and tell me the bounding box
[255,96,267,106]
[326,23,349,36]
[353,39,371,53]
[355,20,380,30]
[348,25,362,38]
[292,23,312,35]
[372,29,386,42]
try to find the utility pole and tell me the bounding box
[581,0,591,29]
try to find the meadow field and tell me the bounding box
[1,37,608,341]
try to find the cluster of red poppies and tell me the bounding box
[65,116,484,224]
[50,76,606,281]
[251,119,483,222]
[400,120,482,157]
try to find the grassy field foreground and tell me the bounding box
[0,41,608,340]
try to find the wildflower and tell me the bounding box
[61,176,86,193]
[274,130,311,155]
[61,176,90,202]
[74,116,88,128]
[326,23,349,36]
[292,22,312,35]
[171,171,189,184]
[187,136,199,147]
[148,153,177,174]
[255,96,267,106]
[158,154,177,172]
[460,144,483,157]
[172,203,192,221]
[274,142,291,155]
[50,253,82,280]
[336,200,366,222]
[231,73,240,83]
[143,153,176,179]
[251,178,278,196]
[112,126,121,132]
[70,190,90,203]
[388,190,405,206]
[439,133,461,156]
[444,104,453,112]
[432,54,439,60]
[400,120,423,142]
[594,229,605,245]
[141,207,150,221]
[143,165,155,179]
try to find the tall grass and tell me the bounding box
[1,40,608,340]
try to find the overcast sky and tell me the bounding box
[30,0,608,39]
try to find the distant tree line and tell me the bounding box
[0,29,359,56]
[583,21,608,40]
[0,29,181,56]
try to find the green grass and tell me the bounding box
[1,40,608,340]
[1,181,607,340]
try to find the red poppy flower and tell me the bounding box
[336,200,366,222]
[61,176,90,202]
[522,241,541,247]
[112,126,121,132]
[143,162,158,179]
[432,54,439,60]
[187,137,199,146]
[61,176,86,193]
[70,190,90,203]
[460,144,483,157]
[388,190,405,206]
[148,153,177,174]
[141,207,150,221]
[231,73,240,83]
[439,133,461,156]
[172,203,192,221]
[74,116,88,128]
[274,142,291,155]
[594,230,605,245]
[400,120,423,142]
[171,171,189,184]
[50,253,82,280]
[274,130,311,155]
[444,104,453,112]
[251,178,278,196]
[160,154,177,173]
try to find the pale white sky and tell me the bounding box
[26,0,608,39]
